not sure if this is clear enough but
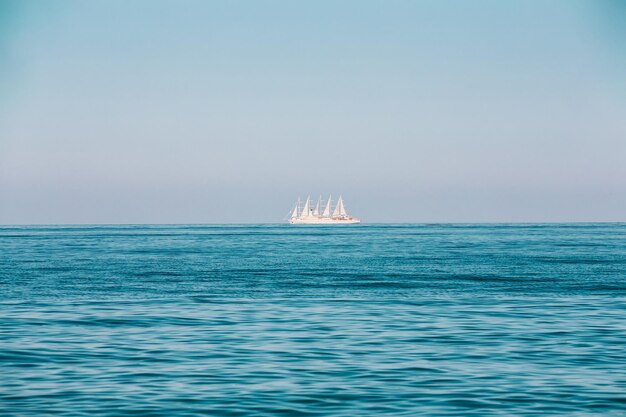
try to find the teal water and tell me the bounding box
[1,224,626,416]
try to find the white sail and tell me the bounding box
[338,196,347,216]
[290,200,299,218]
[332,196,343,217]
[313,197,320,216]
[301,196,310,217]
[322,195,331,217]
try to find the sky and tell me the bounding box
[1,0,625,223]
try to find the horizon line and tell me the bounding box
[1,221,625,227]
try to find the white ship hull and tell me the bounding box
[289,216,360,225]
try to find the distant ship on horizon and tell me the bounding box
[288,196,361,224]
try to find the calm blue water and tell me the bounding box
[1,224,626,416]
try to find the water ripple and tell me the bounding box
[1,224,626,415]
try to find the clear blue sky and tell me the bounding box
[1,0,625,223]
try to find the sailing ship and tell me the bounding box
[288,196,361,224]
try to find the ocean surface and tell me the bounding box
[1,223,626,416]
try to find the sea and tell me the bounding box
[1,223,625,416]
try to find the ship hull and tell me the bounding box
[289,217,360,225]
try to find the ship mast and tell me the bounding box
[301,196,310,217]
[339,196,347,216]
[313,196,321,216]
[333,195,346,217]
[291,198,300,219]
[323,195,332,217]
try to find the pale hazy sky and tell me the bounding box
[1,0,625,223]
